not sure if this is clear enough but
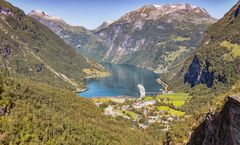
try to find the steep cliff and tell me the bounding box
[188,96,240,145]
[169,1,240,88]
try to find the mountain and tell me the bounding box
[188,96,240,145]
[159,2,240,144]
[169,1,240,88]
[28,10,109,61]
[93,3,217,73]
[0,1,155,144]
[29,4,216,73]
[0,1,107,91]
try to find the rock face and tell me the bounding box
[188,96,240,145]
[0,107,5,116]
[184,56,214,87]
[28,10,108,61]
[182,1,240,87]
[94,3,216,73]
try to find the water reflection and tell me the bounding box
[79,64,161,98]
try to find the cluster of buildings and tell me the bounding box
[101,97,181,129]
[132,100,156,109]
[98,84,180,129]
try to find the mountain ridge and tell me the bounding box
[93,3,217,73]
[0,0,107,91]
[28,10,109,62]
[28,3,217,73]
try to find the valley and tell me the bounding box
[28,3,217,73]
[1,0,240,145]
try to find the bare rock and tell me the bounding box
[188,96,240,145]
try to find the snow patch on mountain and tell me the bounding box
[28,10,63,21]
[134,21,145,30]
[105,20,115,25]
[153,5,163,8]
[118,3,213,23]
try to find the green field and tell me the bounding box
[157,93,190,107]
[123,111,138,120]
[171,36,191,42]
[220,41,240,58]
[91,97,112,103]
[157,106,185,116]
[143,96,154,101]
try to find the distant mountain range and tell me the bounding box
[29,3,217,73]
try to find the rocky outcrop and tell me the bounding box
[184,56,214,87]
[188,96,240,145]
[0,107,5,116]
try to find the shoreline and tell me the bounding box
[79,63,166,98]
[77,70,111,94]
[91,96,137,103]
[91,96,137,99]
[156,78,169,92]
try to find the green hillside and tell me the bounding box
[158,2,240,144]
[0,0,107,91]
[165,1,240,91]
[0,75,155,144]
[28,10,109,62]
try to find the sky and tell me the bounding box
[7,0,238,29]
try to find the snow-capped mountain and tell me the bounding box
[120,3,211,22]
[29,4,217,73]
[95,20,115,31]
[29,10,63,21]
[93,3,217,73]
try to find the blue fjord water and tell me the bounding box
[79,64,161,98]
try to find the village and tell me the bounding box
[92,82,191,130]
